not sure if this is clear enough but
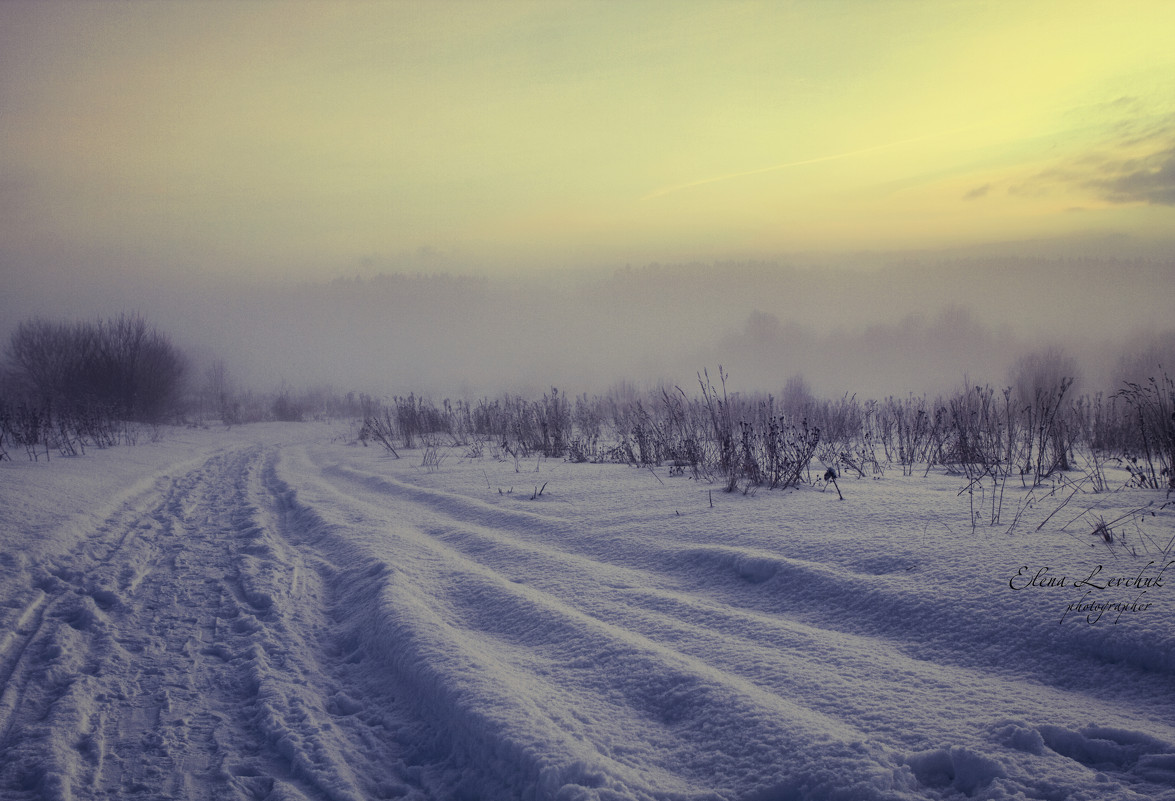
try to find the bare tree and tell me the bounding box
[5,313,187,422]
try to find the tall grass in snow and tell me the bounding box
[347,362,1173,509]
[1117,372,1175,490]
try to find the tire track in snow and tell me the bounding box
[0,458,218,775]
[0,445,406,800]
[0,447,297,799]
[0,590,49,746]
[316,460,1175,693]
[285,450,923,799]
[244,447,453,800]
[297,451,1175,800]
[1,437,506,801]
[262,447,594,800]
[1,452,197,796]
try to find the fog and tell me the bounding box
[3,241,1172,404]
[4,3,1174,409]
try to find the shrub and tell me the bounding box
[1011,347,1079,484]
[5,314,187,422]
[271,391,303,422]
[359,409,401,457]
[1117,370,1175,489]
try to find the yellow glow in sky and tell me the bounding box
[1,0,1173,274]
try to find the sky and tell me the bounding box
[3,0,1175,275]
[1,1,1174,397]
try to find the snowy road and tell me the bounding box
[1,441,417,800]
[2,424,1175,800]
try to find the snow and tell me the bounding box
[2,422,1174,800]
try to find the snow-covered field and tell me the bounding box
[2,422,1174,801]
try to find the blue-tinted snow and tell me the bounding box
[1,422,1173,800]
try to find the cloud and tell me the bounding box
[1110,111,1175,150]
[1087,146,1175,205]
[962,183,991,201]
[1008,127,1175,206]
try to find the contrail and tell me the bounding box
[640,128,969,201]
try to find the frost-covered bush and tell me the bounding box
[1117,371,1175,490]
[0,399,136,461]
[5,314,187,423]
[1010,347,1079,484]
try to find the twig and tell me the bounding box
[1034,485,1082,531]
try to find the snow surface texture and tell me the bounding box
[2,422,1174,800]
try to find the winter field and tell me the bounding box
[2,421,1174,801]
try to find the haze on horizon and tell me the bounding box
[2,1,1174,401]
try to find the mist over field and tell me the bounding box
[5,2,1175,406]
[3,243,1173,403]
